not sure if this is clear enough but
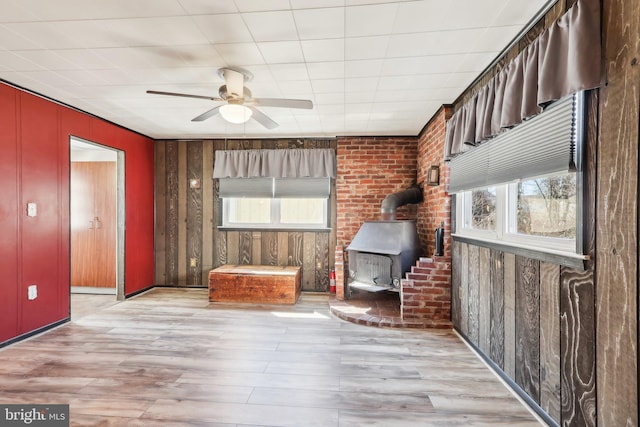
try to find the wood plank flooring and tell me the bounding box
[0,288,543,426]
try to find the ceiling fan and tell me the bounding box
[147,67,313,129]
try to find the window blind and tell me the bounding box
[448,92,581,193]
[219,177,330,198]
[274,178,330,198]
[219,178,272,198]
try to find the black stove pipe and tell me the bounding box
[380,185,423,220]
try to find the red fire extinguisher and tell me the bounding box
[329,269,336,293]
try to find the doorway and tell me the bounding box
[70,137,125,301]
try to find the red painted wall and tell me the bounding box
[0,84,19,342]
[0,82,155,344]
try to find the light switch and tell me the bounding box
[28,285,37,300]
[27,202,37,217]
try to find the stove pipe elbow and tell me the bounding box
[380,186,423,220]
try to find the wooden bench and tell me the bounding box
[208,264,301,305]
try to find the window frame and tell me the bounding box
[221,197,330,230]
[454,170,584,263]
[219,177,331,231]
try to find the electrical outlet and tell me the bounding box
[27,202,37,217]
[28,285,37,300]
[190,258,197,268]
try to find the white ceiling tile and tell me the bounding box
[177,0,239,14]
[345,112,370,122]
[0,2,39,22]
[0,23,68,50]
[233,0,291,13]
[345,77,377,93]
[381,56,460,76]
[495,0,551,25]
[306,61,344,79]
[257,41,304,63]
[155,67,221,85]
[166,45,225,67]
[375,88,454,103]
[0,71,35,86]
[471,25,524,53]
[456,52,500,72]
[11,50,78,70]
[387,29,488,57]
[276,79,313,96]
[345,103,370,114]
[45,49,119,70]
[393,0,501,33]
[313,92,344,105]
[41,17,210,49]
[312,78,344,94]
[346,0,399,6]
[0,51,41,71]
[301,39,344,62]
[242,11,298,42]
[0,0,551,138]
[345,59,383,78]
[346,3,398,37]
[268,63,309,81]
[293,8,344,40]
[22,0,186,20]
[215,43,265,66]
[345,36,389,61]
[377,75,420,91]
[92,46,192,69]
[20,70,79,87]
[243,65,276,83]
[290,0,344,9]
[445,72,478,88]
[55,70,114,86]
[345,91,375,103]
[294,115,322,127]
[191,14,253,44]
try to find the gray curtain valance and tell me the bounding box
[444,0,600,159]
[213,148,336,179]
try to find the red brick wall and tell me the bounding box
[416,107,453,258]
[334,130,453,316]
[336,137,419,247]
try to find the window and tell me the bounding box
[450,92,585,258]
[513,174,576,239]
[456,172,578,254]
[469,187,497,231]
[219,177,330,230]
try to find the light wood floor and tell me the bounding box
[0,288,543,426]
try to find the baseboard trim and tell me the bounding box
[0,318,70,349]
[454,327,558,427]
[71,286,116,295]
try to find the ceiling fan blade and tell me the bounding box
[147,90,223,101]
[222,68,245,98]
[192,105,222,122]
[250,98,313,109]
[248,107,278,129]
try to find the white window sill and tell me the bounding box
[452,233,589,269]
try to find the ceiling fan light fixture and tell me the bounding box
[219,104,252,124]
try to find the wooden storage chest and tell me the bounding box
[208,264,301,304]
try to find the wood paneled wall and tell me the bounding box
[452,244,596,426]
[597,0,639,425]
[449,0,639,425]
[155,139,337,292]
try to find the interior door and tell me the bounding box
[71,161,116,288]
